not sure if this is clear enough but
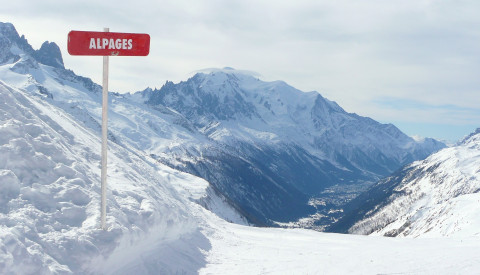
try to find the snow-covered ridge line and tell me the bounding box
[140,66,445,225]
[1,21,479,274]
[1,20,445,228]
[192,67,262,79]
[329,129,480,237]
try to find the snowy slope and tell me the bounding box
[1,80,478,274]
[1,21,480,274]
[0,75,243,274]
[0,21,245,225]
[0,80,201,273]
[139,67,445,226]
[0,21,446,227]
[329,129,480,237]
[0,22,245,273]
[145,68,445,175]
[200,218,480,274]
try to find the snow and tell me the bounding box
[201,218,480,274]
[189,69,445,172]
[349,133,480,238]
[0,80,207,273]
[1,68,479,275]
[0,26,478,273]
[193,67,262,79]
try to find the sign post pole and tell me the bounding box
[100,27,109,230]
[67,28,150,230]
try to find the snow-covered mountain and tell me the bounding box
[0,21,445,227]
[0,79,204,273]
[328,129,480,237]
[145,67,444,176]
[0,22,245,273]
[1,22,479,274]
[1,73,478,275]
[138,68,445,225]
[0,23,64,69]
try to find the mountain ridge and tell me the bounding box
[0,21,445,227]
[0,22,64,69]
[327,128,480,237]
[139,67,446,226]
[2,21,479,273]
[143,69,445,174]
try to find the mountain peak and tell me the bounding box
[0,22,64,69]
[194,67,261,79]
[34,41,64,69]
[0,22,34,63]
[458,128,480,146]
[0,22,16,36]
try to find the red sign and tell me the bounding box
[68,31,150,56]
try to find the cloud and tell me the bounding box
[1,0,479,140]
[372,97,480,124]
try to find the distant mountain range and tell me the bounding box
[2,21,479,274]
[134,68,445,225]
[327,128,480,237]
[0,21,445,227]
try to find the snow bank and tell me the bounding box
[0,82,209,274]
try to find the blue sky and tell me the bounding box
[372,97,479,142]
[1,0,479,142]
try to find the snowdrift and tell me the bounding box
[0,81,211,274]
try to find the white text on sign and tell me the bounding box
[89,38,133,50]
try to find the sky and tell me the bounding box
[1,0,479,142]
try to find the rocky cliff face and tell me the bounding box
[34,41,64,69]
[0,22,63,69]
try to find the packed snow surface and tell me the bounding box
[201,219,480,274]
